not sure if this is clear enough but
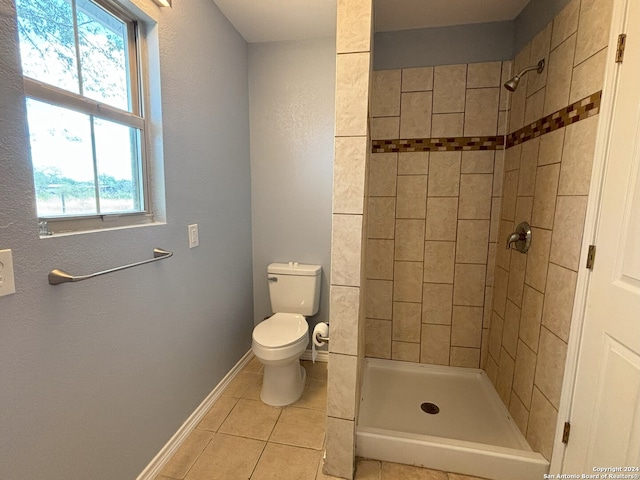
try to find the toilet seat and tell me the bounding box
[253,313,308,348]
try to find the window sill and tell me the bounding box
[39,214,165,239]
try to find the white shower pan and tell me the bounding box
[356,358,549,480]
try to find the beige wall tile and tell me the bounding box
[366,239,394,279]
[507,249,527,307]
[509,393,530,437]
[524,87,545,126]
[542,263,577,342]
[365,279,393,319]
[527,24,552,96]
[509,44,531,132]
[549,195,588,271]
[493,151,505,196]
[451,306,483,348]
[368,153,397,197]
[392,301,422,342]
[402,66,434,92]
[497,220,514,270]
[423,241,456,284]
[559,115,598,196]
[333,137,367,214]
[453,263,486,306]
[371,116,400,140]
[493,267,509,319]
[515,196,534,225]
[534,327,568,409]
[486,356,499,386]
[518,138,540,196]
[331,214,363,286]
[371,69,401,117]
[502,170,519,221]
[499,61,513,111]
[400,91,433,138]
[462,151,494,174]
[574,0,614,65]
[450,347,481,368]
[425,197,458,241]
[327,353,358,419]
[538,127,565,166]
[330,286,360,357]
[335,52,370,136]
[464,88,500,136]
[525,227,552,293]
[490,199,500,245]
[513,339,537,409]
[459,174,493,219]
[532,163,560,229]
[393,261,423,302]
[422,283,453,325]
[551,0,580,50]
[543,34,576,117]
[570,47,607,104]
[367,197,395,239]
[392,341,420,362]
[184,433,263,480]
[394,219,425,261]
[324,417,355,478]
[431,113,464,137]
[429,151,461,197]
[505,144,521,172]
[365,318,392,358]
[496,347,515,405]
[456,219,490,264]
[433,64,467,113]
[484,288,493,327]
[527,387,558,461]
[396,175,428,218]
[498,110,508,136]
[336,0,372,54]
[488,311,504,361]
[420,324,451,365]
[520,285,544,353]
[398,152,429,175]
[502,300,521,358]
[486,244,497,285]
[467,61,502,88]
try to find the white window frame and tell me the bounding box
[20,0,158,235]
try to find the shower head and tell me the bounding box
[503,59,545,92]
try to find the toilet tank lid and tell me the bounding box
[268,262,321,276]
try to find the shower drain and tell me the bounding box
[420,402,440,414]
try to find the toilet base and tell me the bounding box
[260,361,306,407]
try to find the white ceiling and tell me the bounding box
[212,0,531,44]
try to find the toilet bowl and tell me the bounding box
[252,313,309,406]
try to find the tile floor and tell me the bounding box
[155,357,489,480]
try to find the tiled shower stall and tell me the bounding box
[325,0,614,477]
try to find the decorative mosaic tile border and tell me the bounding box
[372,136,504,153]
[371,91,602,154]
[506,90,602,148]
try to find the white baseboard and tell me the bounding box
[136,349,254,480]
[301,348,329,362]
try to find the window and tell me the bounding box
[16,0,153,233]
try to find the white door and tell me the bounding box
[562,0,640,473]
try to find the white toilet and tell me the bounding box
[251,262,322,406]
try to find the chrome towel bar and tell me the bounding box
[48,248,173,285]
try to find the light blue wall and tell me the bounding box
[248,38,335,333]
[374,0,572,70]
[0,0,253,479]
[374,21,515,70]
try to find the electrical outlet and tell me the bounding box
[188,224,199,248]
[0,249,16,297]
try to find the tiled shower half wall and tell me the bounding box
[365,61,511,368]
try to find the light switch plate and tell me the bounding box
[188,224,199,248]
[0,249,16,297]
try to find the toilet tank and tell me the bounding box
[268,262,322,316]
